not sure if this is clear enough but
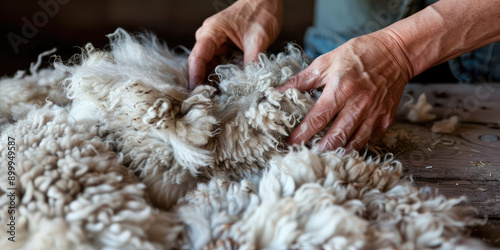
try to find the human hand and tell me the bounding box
[276,31,414,152]
[188,0,282,90]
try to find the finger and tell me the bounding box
[243,42,262,66]
[188,37,218,90]
[287,83,342,146]
[370,119,393,144]
[275,58,326,93]
[318,104,365,151]
[345,116,378,153]
[371,126,387,143]
[243,37,268,66]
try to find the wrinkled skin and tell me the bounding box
[188,0,500,152]
[276,32,412,152]
[188,0,412,152]
[188,0,283,90]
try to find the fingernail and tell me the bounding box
[275,86,285,93]
[319,138,343,151]
[318,140,329,151]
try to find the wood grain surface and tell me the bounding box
[390,83,500,246]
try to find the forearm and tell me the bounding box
[381,0,500,77]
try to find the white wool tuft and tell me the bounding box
[432,115,461,133]
[405,93,437,122]
[0,29,488,249]
[0,104,184,249]
[0,48,68,127]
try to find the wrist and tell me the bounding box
[379,0,500,77]
[380,5,446,77]
[367,30,415,83]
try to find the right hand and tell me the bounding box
[276,32,413,152]
[188,0,283,90]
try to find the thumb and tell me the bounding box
[243,43,267,66]
[275,63,323,93]
[189,37,217,90]
[243,32,272,66]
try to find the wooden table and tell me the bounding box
[391,83,500,246]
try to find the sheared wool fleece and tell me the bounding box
[0,29,488,249]
[405,93,437,123]
[432,116,461,134]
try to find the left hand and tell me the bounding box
[188,0,283,90]
[276,31,414,152]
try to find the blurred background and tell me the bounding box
[0,0,313,76]
[0,0,452,81]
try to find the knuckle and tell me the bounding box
[351,140,364,151]
[196,18,223,40]
[311,56,325,67]
[327,130,348,146]
[376,106,391,117]
[203,15,217,26]
[337,130,348,145]
[308,114,330,131]
[357,93,375,108]
[337,79,353,96]
[286,75,301,89]
[195,27,204,40]
[322,135,344,150]
[381,116,394,130]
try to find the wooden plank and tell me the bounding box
[393,123,500,182]
[398,83,500,123]
[387,83,500,245]
[393,122,500,218]
[471,219,500,247]
[410,179,500,218]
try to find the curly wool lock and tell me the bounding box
[0,29,488,249]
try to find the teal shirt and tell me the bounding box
[305,0,421,58]
[304,0,500,82]
[314,0,409,37]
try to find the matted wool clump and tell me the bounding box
[0,29,488,249]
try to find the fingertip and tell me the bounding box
[318,128,349,152]
[286,120,315,147]
[318,140,328,151]
[243,41,268,66]
[274,84,289,94]
[274,73,302,93]
[346,140,363,153]
[188,64,202,90]
[188,77,197,91]
[278,68,319,93]
[283,75,299,90]
[344,146,355,155]
[285,130,297,145]
[188,37,218,90]
[286,134,300,146]
[243,52,258,66]
[318,138,340,152]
